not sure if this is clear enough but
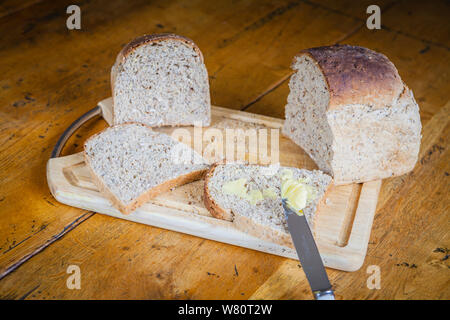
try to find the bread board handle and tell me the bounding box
[50,106,102,158]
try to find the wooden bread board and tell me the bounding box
[47,98,381,272]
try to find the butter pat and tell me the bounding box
[248,189,264,205]
[281,177,317,214]
[222,178,247,197]
[281,169,293,180]
[262,187,278,200]
[222,179,264,205]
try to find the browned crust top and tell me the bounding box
[297,44,404,110]
[111,33,204,104]
[119,33,203,63]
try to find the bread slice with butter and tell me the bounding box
[84,123,209,215]
[204,163,332,247]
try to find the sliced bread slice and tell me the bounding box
[111,33,211,127]
[84,123,209,215]
[204,163,332,247]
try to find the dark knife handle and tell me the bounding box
[314,289,335,300]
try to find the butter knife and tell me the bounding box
[282,199,335,300]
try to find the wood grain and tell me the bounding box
[47,100,382,271]
[0,0,362,279]
[246,27,450,123]
[243,10,450,299]
[0,0,448,299]
[382,0,450,48]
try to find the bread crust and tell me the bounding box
[234,181,333,248]
[118,33,203,63]
[296,44,404,110]
[110,33,205,125]
[203,164,333,247]
[84,122,208,215]
[287,45,421,184]
[203,163,234,221]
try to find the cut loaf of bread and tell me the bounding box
[84,123,209,215]
[111,33,211,127]
[204,163,332,247]
[283,45,421,185]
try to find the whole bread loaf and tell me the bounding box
[111,33,211,127]
[283,45,422,185]
[84,123,209,215]
[204,163,332,247]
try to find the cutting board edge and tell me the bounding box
[46,99,381,272]
[47,155,377,272]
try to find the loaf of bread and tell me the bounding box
[204,163,332,247]
[283,45,421,185]
[84,123,209,215]
[111,33,211,127]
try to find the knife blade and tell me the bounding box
[282,199,335,300]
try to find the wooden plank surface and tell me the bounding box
[0,0,448,299]
[0,0,361,279]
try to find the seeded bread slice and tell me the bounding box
[204,163,332,247]
[111,33,211,127]
[84,123,209,215]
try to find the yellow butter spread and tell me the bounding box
[222,179,272,205]
[222,169,317,210]
[222,178,247,197]
[248,189,264,205]
[262,187,277,200]
[281,170,317,214]
[281,169,293,180]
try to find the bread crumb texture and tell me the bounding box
[84,123,208,205]
[283,45,421,184]
[207,164,331,232]
[113,37,211,127]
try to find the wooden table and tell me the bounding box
[0,0,448,300]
